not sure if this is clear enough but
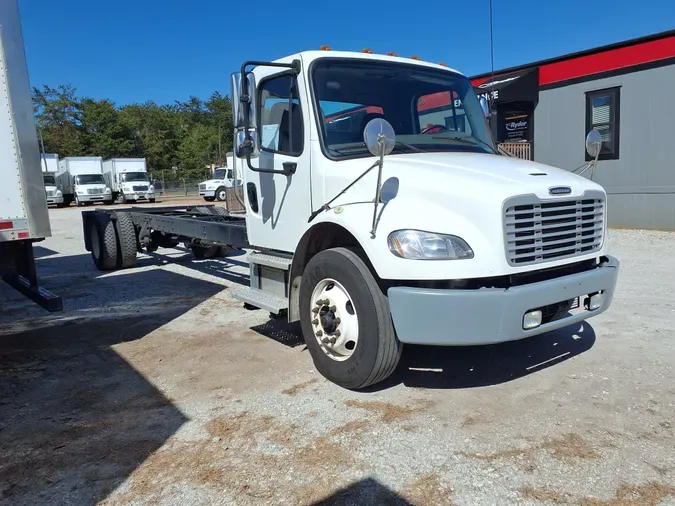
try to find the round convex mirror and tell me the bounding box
[363,118,396,157]
[585,129,603,158]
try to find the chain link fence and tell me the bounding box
[151,179,202,198]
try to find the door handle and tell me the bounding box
[246,182,259,213]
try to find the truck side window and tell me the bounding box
[259,74,303,156]
[416,90,472,135]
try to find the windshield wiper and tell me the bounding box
[392,140,425,153]
[431,135,497,154]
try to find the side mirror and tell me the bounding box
[231,72,258,130]
[234,128,259,159]
[585,129,603,159]
[363,118,396,157]
[479,96,490,118]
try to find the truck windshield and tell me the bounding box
[43,175,55,185]
[213,168,229,180]
[312,59,496,158]
[120,172,148,182]
[75,174,104,185]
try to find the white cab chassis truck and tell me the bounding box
[103,157,155,204]
[41,153,64,207]
[0,0,62,311]
[80,50,619,389]
[59,156,112,206]
[199,153,242,202]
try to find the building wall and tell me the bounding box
[534,64,675,230]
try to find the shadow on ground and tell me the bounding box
[0,251,225,506]
[311,477,415,505]
[374,321,597,391]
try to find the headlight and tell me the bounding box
[148,186,155,193]
[387,230,474,260]
[105,187,111,193]
[76,189,85,195]
[56,190,62,196]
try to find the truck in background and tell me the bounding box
[102,157,155,204]
[0,0,61,311]
[41,153,64,207]
[199,153,242,202]
[58,156,112,207]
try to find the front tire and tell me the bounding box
[299,247,402,390]
[215,187,226,202]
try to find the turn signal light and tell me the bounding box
[438,62,447,67]
[320,45,331,51]
[387,52,398,56]
[411,56,421,60]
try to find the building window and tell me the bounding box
[585,87,620,160]
[258,74,304,156]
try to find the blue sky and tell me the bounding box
[18,0,675,106]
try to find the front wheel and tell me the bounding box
[299,247,402,390]
[215,187,227,202]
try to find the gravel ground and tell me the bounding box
[1,203,674,506]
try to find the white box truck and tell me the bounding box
[58,156,112,206]
[41,153,64,207]
[102,157,155,204]
[0,0,61,311]
[81,48,619,389]
[198,153,242,202]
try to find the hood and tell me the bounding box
[201,179,224,185]
[381,152,602,200]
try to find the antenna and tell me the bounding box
[488,0,495,113]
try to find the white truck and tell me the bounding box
[58,156,113,206]
[199,153,242,202]
[41,153,65,207]
[81,49,619,390]
[102,157,155,204]
[0,0,61,311]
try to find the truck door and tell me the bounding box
[243,64,311,253]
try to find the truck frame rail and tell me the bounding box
[81,204,248,271]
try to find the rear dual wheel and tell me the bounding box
[89,212,138,271]
[299,247,402,390]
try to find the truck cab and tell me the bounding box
[199,154,242,202]
[41,153,64,207]
[229,49,620,389]
[103,158,155,204]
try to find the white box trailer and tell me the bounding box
[102,157,155,203]
[0,0,61,311]
[58,156,112,206]
[41,153,64,207]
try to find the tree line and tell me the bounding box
[32,84,234,180]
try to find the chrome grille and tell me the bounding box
[87,188,103,195]
[504,196,604,266]
[199,183,206,190]
[133,185,148,191]
[46,190,55,197]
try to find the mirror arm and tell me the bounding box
[370,138,387,238]
[307,160,380,223]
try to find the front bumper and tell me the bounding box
[47,196,64,205]
[77,194,111,203]
[387,255,620,346]
[199,190,216,197]
[124,192,154,201]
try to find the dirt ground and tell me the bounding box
[0,205,674,506]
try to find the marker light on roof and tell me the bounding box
[362,48,373,53]
[438,62,447,66]
[320,45,331,51]
[411,56,421,60]
[388,52,398,56]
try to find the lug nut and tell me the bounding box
[312,318,319,325]
[330,305,336,312]
[316,330,323,337]
[329,337,337,344]
[334,330,341,337]
[322,337,330,344]
[312,307,319,314]
[335,317,341,325]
